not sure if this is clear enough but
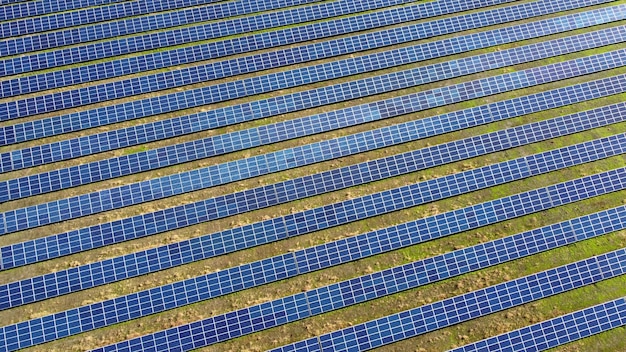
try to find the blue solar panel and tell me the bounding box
[270,247,626,352]
[2,164,624,352]
[1,131,623,311]
[1,0,365,56]
[2,99,622,270]
[0,0,127,21]
[0,0,322,40]
[1,46,624,234]
[0,46,624,206]
[451,298,626,352]
[0,0,32,6]
[0,0,485,76]
[6,0,601,100]
[3,1,616,114]
[8,10,624,125]
[0,13,626,172]
[0,0,519,76]
[6,19,625,125]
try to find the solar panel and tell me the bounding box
[269,246,626,352]
[0,0,127,21]
[0,0,323,40]
[0,47,625,206]
[0,0,29,5]
[0,0,518,76]
[9,20,626,126]
[2,48,624,235]
[1,131,623,312]
[0,0,31,6]
[2,164,624,352]
[3,99,622,270]
[450,297,626,352]
[1,0,381,56]
[8,7,624,123]
[6,0,596,99]
[2,13,617,164]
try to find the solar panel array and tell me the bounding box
[268,246,626,352]
[1,0,625,350]
[2,0,569,98]
[1,0,323,40]
[6,0,619,115]
[2,132,624,310]
[4,0,414,57]
[0,0,519,77]
[0,43,624,206]
[2,14,624,181]
[4,30,624,233]
[4,69,625,203]
[0,0,127,21]
[3,166,626,351]
[3,82,626,257]
[450,297,626,352]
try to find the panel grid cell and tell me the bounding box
[269,247,626,352]
[450,298,626,352]
[2,167,625,352]
[6,0,599,99]
[5,0,617,115]
[0,44,626,204]
[1,132,623,311]
[2,101,622,271]
[0,0,518,76]
[0,0,323,41]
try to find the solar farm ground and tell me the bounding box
[0,0,625,351]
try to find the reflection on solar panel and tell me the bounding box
[1,132,623,312]
[5,0,598,98]
[0,0,322,40]
[0,0,500,76]
[450,298,626,352]
[269,247,626,352]
[2,163,624,351]
[0,0,126,21]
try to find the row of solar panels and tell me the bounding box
[2,32,625,235]
[1,0,625,350]
[4,164,625,351]
[0,0,322,39]
[4,103,625,306]
[0,1,621,187]
[2,70,626,349]
[1,0,519,96]
[0,0,517,76]
[0,146,626,350]
[4,0,623,122]
[0,0,128,21]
